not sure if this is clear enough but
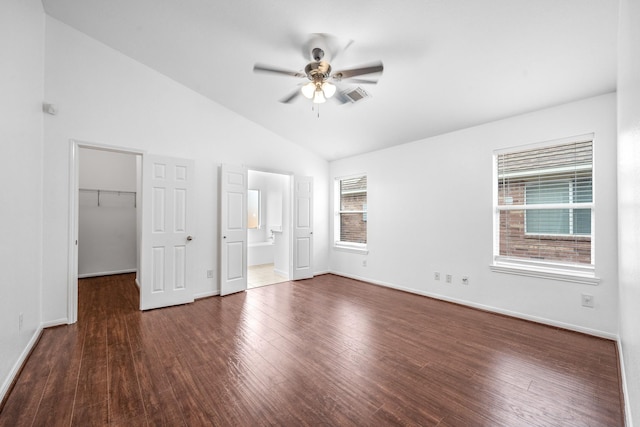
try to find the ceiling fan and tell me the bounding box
[253,34,384,105]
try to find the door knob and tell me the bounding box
[186,235,193,241]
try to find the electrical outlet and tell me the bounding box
[461,276,469,285]
[206,269,213,278]
[434,272,440,281]
[446,274,452,284]
[362,259,367,267]
[581,294,594,308]
[19,313,23,332]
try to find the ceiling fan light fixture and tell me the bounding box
[322,82,336,98]
[301,82,315,99]
[312,89,326,104]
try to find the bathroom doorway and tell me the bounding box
[247,169,291,288]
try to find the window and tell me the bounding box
[493,136,596,281]
[247,189,260,229]
[335,175,367,251]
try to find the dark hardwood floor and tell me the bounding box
[0,273,625,426]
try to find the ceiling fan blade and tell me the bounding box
[279,88,302,104]
[340,78,379,85]
[332,61,384,80]
[253,63,306,78]
[331,40,353,62]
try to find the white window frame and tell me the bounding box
[334,173,368,254]
[491,134,599,285]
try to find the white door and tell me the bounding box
[220,164,248,296]
[292,176,314,280]
[140,155,195,310]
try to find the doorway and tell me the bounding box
[247,169,291,288]
[68,141,143,323]
[77,147,140,279]
[220,167,314,296]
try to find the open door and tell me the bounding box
[140,155,195,310]
[220,164,248,296]
[292,176,314,280]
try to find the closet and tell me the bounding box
[78,148,139,278]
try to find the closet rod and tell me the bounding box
[79,188,137,207]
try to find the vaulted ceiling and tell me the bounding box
[41,0,618,161]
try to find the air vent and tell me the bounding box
[343,87,370,103]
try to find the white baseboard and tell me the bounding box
[0,326,43,404]
[330,270,617,340]
[617,339,634,427]
[41,318,69,328]
[78,269,137,279]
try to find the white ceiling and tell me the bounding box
[41,0,618,161]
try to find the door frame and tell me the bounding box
[67,139,145,324]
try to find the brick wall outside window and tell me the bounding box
[340,193,367,243]
[498,180,591,264]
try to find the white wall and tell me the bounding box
[617,0,640,424]
[78,148,137,277]
[0,0,44,400]
[42,17,329,322]
[330,93,618,337]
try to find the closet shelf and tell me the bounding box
[79,188,137,207]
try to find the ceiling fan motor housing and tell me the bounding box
[304,60,331,81]
[311,47,325,61]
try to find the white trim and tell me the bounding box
[491,258,599,285]
[334,172,368,182]
[333,242,368,254]
[0,327,43,403]
[41,318,69,328]
[617,338,634,427]
[329,271,615,339]
[68,142,79,324]
[78,269,137,279]
[245,165,294,177]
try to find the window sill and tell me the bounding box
[490,259,600,285]
[334,243,368,255]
